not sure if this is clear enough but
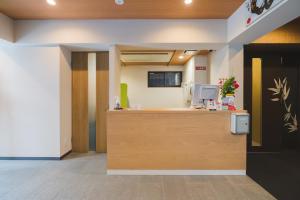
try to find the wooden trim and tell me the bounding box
[72,52,89,153]
[121,50,174,53]
[167,50,176,66]
[169,50,192,65]
[122,62,169,66]
[107,170,246,176]
[122,52,171,55]
[96,52,109,153]
[109,109,246,114]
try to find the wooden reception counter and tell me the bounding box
[107,109,246,175]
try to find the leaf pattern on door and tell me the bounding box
[268,77,298,133]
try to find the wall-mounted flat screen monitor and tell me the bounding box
[148,71,182,87]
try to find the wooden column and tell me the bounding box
[72,52,89,153]
[96,52,109,153]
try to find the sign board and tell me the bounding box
[195,66,207,71]
[246,0,283,26]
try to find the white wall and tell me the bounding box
[0,45,72,157]
[194,56,208,84]
[14,19,227,45]
[59,46,72,156]
[183,55,209,106]
[121,65,185,108]
[0,13,14,42]
[0,46,61,157]
[208,45,243,109]
[184,55,208,84]
[183,57,195,84]
[229,45,244,110]
[209,46,230,85]
[109,45,121,110]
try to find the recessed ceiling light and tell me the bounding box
[115,0,124,5]
[178,55,185,60]
[47,0,56,6]
[184,0,192,5]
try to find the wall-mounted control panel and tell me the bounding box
[231,113,250,135]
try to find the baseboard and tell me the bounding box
[0,150,72,161]
[107,170,246,176]
[0,157,61,160]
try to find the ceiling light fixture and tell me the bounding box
[184,0,193,5]
[115,0,124,5]
[47,0,56,6]
[184,50,197,55]
[178,55,185,60]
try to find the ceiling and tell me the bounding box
[0,0,244,19]
[121,50,209,66]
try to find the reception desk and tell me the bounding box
[107,109,246,175]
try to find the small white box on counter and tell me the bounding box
[231,113,250,135]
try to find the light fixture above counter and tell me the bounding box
[184,0,193,5]
[46,0,56,6]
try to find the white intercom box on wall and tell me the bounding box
[231,113,250,135]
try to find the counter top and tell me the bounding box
[108,108,246,114]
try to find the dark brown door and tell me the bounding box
[245,45,300,152]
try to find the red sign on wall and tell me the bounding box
[195,66,207,71]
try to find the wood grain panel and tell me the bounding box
[169,50,210,65]
[96,52,109,153]
[107,110,247,170]
[122,62,170,66]
[72,52,89,153]
[169,50,193,65]
[0,0,244,19]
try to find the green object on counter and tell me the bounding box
[120,83,128,108]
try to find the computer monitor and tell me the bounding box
[192,84,219,107]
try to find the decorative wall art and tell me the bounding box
[268,77,298,133]
[246,0,283,26]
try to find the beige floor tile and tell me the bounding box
[0,153,276,200]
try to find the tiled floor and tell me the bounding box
[0,153,276,200]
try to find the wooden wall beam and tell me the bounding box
[96,52,109,153]
[72,52,89,153]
